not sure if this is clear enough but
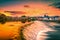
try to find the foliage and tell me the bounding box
[20,15,27,23]
[0,13,7,24]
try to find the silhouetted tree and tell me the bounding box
[20,15,27,23]
[31,17,36,21]
[0,13,7,24]
[27,17,31,22]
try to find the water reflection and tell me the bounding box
[0,21,60,40]
[46,25,60,40]
[0,22,23,40]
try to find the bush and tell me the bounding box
[20,15,27,23]
[0,14,7,24]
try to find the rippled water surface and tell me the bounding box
[0,21,60,40]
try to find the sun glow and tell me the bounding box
[0,2,60,16]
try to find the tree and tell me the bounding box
[27,17,31,22]
[31,17,36,21]
[0,13,7,24]
[20,15,27,23]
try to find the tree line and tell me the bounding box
[0,13,36,24]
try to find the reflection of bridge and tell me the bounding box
[22,21,55,40]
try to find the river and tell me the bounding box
[0,21,60,40]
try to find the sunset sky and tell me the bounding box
[0,0,60,39]
[0,0,60,16]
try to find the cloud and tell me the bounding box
[0,0,23,7]
[5,11,26,15]
[50,2,60,9]
[0,0,60,7]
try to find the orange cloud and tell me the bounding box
[4,11,27,17]
[1,2,60,16]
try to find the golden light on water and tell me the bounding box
[0,22,22,39]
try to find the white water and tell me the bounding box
[23,21,55,40]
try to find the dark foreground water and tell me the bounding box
[46,25,60,40]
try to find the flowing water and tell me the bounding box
[0,21,60,40]
[23,21,55,40]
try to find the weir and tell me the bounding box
[23,21,55,40]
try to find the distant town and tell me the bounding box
[6,13,60,21]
